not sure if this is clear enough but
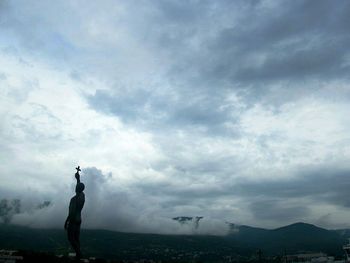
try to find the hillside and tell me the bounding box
[229,222,345,255]
[0,223,348,261]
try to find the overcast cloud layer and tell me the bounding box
[1,0,350,234]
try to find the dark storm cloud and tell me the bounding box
[135,0,350,85]
[87,89,152,122]
[234,167,350,207]
[136,181,228,201]
[191,0,350,84]
[234,42,350,82]
[132,166,350,217]
[4,0,347,132]
[249,200,310,221]
[88,88,240,135]
[85,0,350,132]
[4,0,350,88]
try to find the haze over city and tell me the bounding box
[1,0,350,235]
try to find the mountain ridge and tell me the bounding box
[0,222,349,260]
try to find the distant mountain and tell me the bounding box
[229,222,346,255]
[0,222,348,261]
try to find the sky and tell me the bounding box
[1,0,350,234]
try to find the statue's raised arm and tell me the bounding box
[75,166,81,184]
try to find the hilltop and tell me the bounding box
[0,222,348,261]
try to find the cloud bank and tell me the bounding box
[1,0,350,232]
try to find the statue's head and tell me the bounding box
[76,182,85,194]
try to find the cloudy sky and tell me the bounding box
[1,0,350,234]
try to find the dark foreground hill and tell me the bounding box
[0,222,348,261]
[230,222,346,255]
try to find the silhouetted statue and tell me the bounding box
[64,166,85,260]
